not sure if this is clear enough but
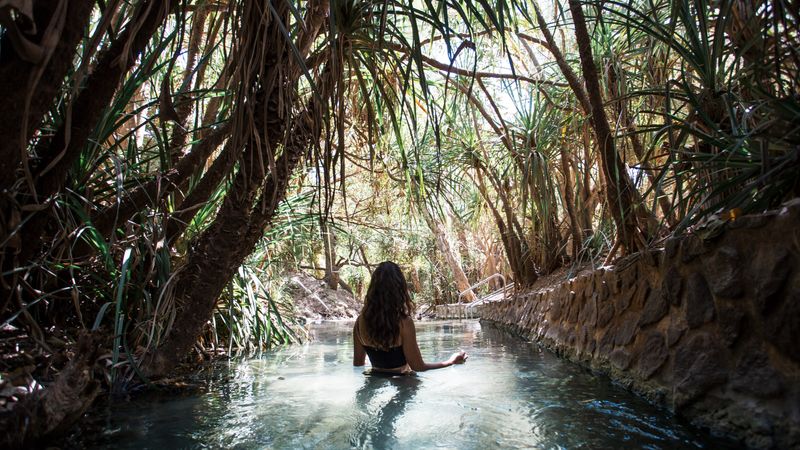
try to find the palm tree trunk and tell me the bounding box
[567,0,651,253]
[143,0,330,377]
[531,1,591,113]
[166,139,241,244]
[473,169,538,286]
[91,121,231,238]
[607,63,676,228]
[464,101,539,285]
[419,205,476,303]
[320,218,339,290]
[144,100,317,378]
[167,4,212,167]
[0,0,95,191]
[32,0,173,200]
[560,147,583,258]
[578,123,596,236]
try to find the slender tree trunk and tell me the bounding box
[607,64,676,228]
[166,139,241,244]
[473,169,538,286]
[466,108,538,286]
[167,4,211,167]
[578,123,596,236]
[409,266,423,295]
[358,244,372,274]
[567,0,651,253]
[453,217,472,267]
[91,121,231,238]
[419,206,476,303]
[531,1,591,114]
[320,218,339,290]
[559,147,583,258]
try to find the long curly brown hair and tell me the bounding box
[360,261,415,350]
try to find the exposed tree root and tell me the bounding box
[0,332,101,449]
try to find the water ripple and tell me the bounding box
[71,320,739,449]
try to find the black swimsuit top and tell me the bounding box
[363,345,407,369]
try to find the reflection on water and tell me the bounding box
[72,320,738,449]
[351,374,421,449]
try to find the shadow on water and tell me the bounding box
[350,373,421,449]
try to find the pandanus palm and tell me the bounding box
[144,0,519,375]
[0,0,514,378]
[592,0,800,229]
[508,90,568,272]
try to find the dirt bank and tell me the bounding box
[283,271,363,322]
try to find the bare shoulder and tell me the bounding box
[399,316,416,333]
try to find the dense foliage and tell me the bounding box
[0,0,797,442]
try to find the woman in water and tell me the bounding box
[353,261,468,373]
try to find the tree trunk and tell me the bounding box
[320,218,339,290]
[143,0,331,377]
[0,0,95,191]
[166,138,241,244]
[607,63,676,228]
[167,4,211,167]
[144,100,318,378]
[91,121,231,238]
[419,205,476,303]
[559,147,583,258]
[466,108,538,286]
[32,0,173,200]
[1,0,173,318]
[0,332,100,448]
[531,1,591,114]
[567,0,651,253]
[473,169,538,286]
[577,123,596,236]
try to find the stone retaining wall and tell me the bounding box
[477,201,800,448]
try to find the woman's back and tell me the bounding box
[354,315,408,370]
[353,261,468,372]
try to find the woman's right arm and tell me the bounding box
[400,317,467,371]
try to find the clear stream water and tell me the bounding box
[73,320,739,449]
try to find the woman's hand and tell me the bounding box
[449,350,468,365]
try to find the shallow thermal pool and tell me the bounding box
[73,320,738,449]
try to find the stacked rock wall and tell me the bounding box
[478,202,800,448]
